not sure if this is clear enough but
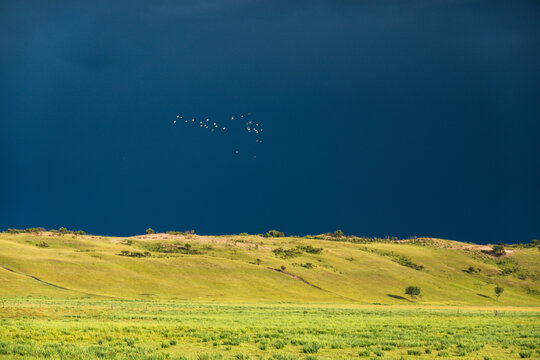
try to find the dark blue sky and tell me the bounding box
[1,1,539,243]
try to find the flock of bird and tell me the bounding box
[173,112,264,158]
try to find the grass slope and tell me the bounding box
[0,232,538,305]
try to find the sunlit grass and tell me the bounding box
[0,298,538,359]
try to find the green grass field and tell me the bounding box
[0,231,539,359]
[0,299,538,359]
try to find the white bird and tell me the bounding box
[173,120,177,123]
[176,115,180,118]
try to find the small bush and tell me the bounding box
[358,349,371,357]
[296,245,323,254]
[273,247,302,258]
[333,230,344,237]
[265,230,285,238]
[271,355,297,360]
[118,251,149,257]
[492,243,506,256]
[407,349,421,355]
[146,228,155,234]
[302,342,321,354]
[373,349,384,357]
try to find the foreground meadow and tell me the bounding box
[0,298,538,359]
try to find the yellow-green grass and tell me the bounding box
[0,232,539,305]
[0,298,538,359]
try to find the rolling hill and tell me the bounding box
[0,231,538,305]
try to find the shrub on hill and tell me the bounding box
[119,250,150,257]
[265,230,285,238]
[394,256,424,270]
[492,243,506,256]
[167,230,196,235]
[273,247,302,258]
[360,247,424,271]
[6,227,47,234]
[464,266,481,274]
[333,230,344,237]
[146,228,155,234]
[296,245,323,254]
[144,242,201,255]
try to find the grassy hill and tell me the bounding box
[0,231,539,305]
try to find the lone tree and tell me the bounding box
[58,227,68,236]
[333,230,344,237]
[494,286,504,300]
[492,242,506,256]
[146,228,155,235]
[405,286,421,299]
